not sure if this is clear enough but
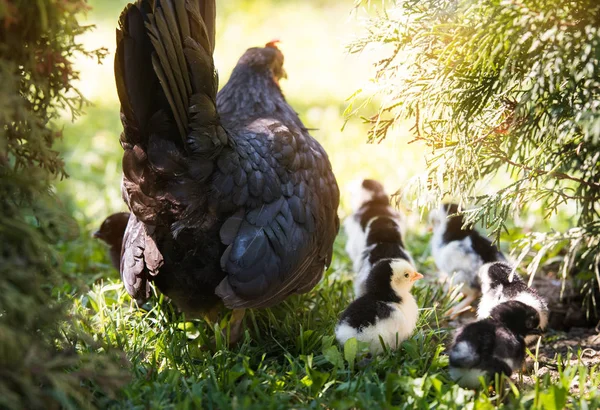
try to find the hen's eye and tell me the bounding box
[404,273,409,278]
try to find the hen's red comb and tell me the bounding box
[265,39,281,49]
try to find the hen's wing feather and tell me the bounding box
[215,119,339,308]
[120,213,159,302]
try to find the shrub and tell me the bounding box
[349,0,600,311]
[0,1,127,408]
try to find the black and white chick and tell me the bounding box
[335,259,423,354]
[449,300,542,389]
[344,179,414,297]
[429,203,506,318]
[477,261,549,343]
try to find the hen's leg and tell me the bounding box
[203,305,221,324]
[226,308,246,346]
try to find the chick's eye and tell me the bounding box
[404,273,409,278]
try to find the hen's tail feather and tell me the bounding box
[187,0,215,55]
[116,0,222,151]
[116,0,225,226]
[146,0,221,148]
[115,2,158,138]
[147,11,188,138]
[201,0,216,53]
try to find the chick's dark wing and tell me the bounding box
[340,299,392,330]
[493,325,525,363]
[470,231,506,263]
[450,320,497,368]
[214,119,339,308]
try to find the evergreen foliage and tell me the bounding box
[349,0,600,309]
[0,1,126,408]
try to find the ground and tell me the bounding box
[533,327,600,378]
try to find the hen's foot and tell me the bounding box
[201,308,246,350]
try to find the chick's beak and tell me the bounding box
[411,271,424,282]
[93,230,104,239]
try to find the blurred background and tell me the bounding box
[57,0,429,236]
[57,0,577,248]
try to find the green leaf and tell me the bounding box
[343,338,359,371]
[323,345,344,369]
[539,386,568,410]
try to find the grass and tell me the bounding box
[58,225,600,409]
[49,0,600,408]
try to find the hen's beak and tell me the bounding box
[410,271,424,282]
[273,68,287,86]
[93,230,103,239]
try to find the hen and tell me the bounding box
[114,0,339,342]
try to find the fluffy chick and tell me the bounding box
[344,179,409,270]
[344,179,414,297]
[336,259,423,354]
[430,203,505,317]
[354,217,415,297]
[478,261,549,341]
[449,300,541,389]
[94,212,130,271]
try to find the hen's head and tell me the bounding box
[238,40,287,85]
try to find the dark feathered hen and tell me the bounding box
[114,0,339,339]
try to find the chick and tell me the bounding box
[94,212,130,271]
[477,262,549,341]
[344,179,409,270]
[449,300,541,389]
[344,179,414,297]
[354,216,415,297]
[429,203,505,318]
[336,259,423,354]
